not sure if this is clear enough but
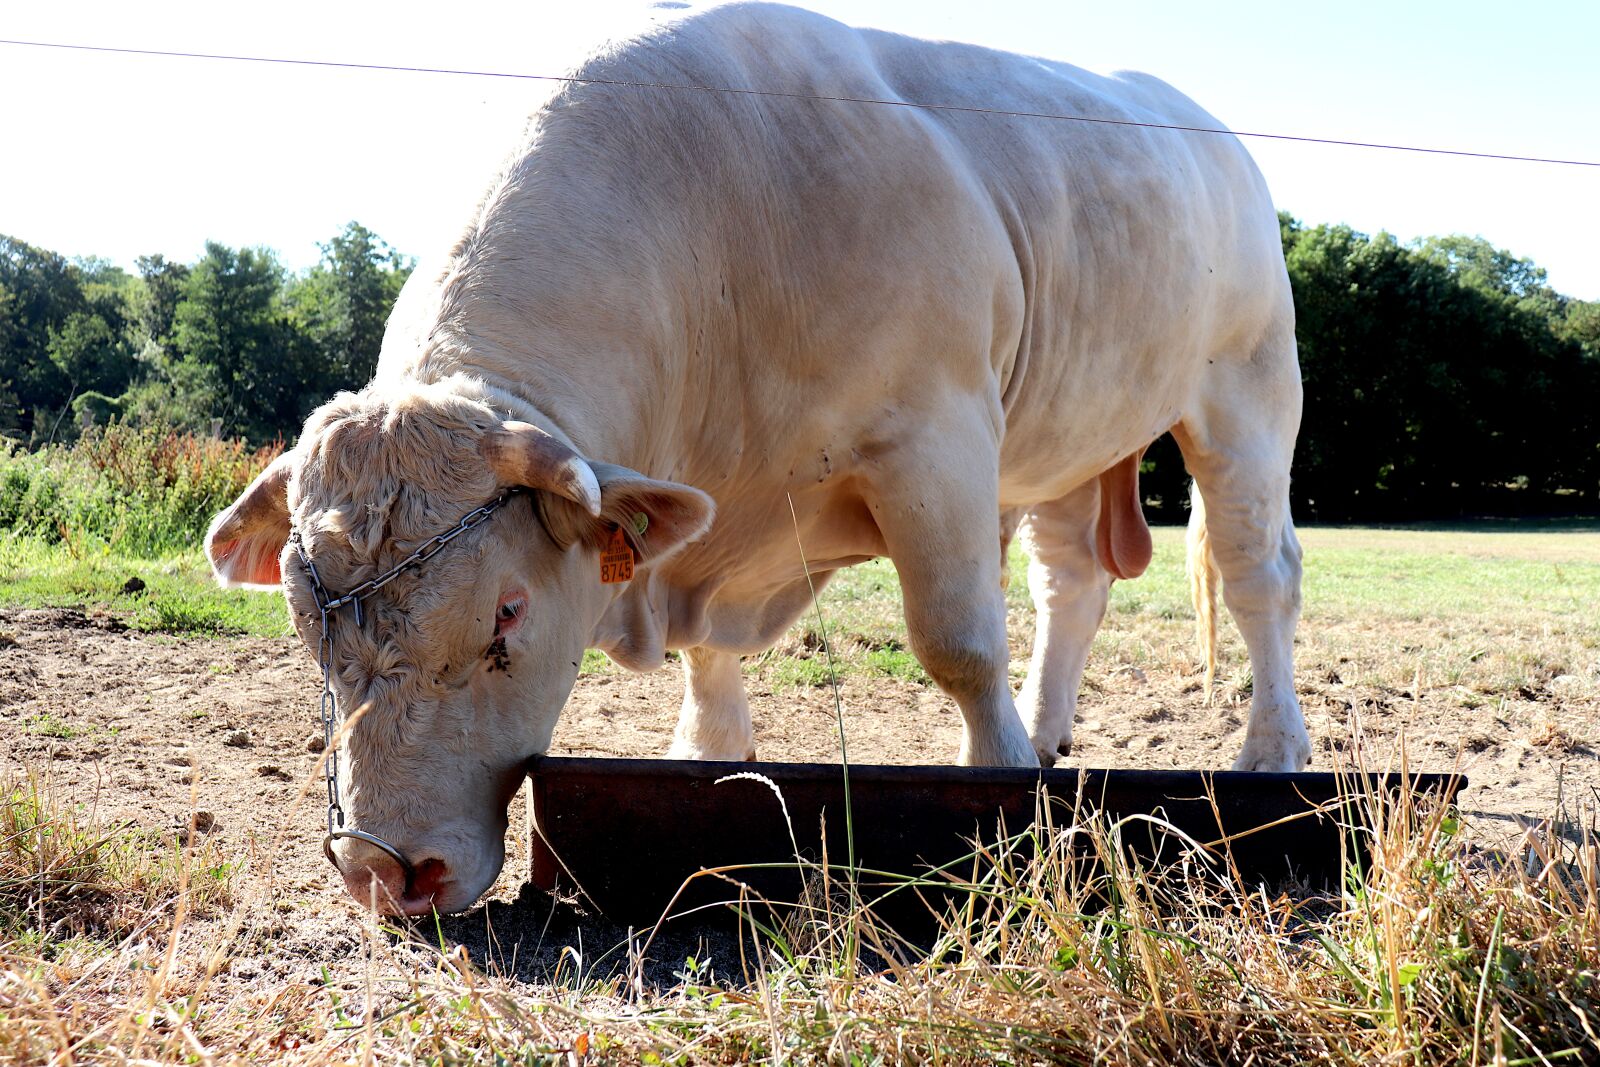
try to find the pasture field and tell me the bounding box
[1,439,1598,1063]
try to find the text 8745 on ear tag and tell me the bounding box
[600,526,635,584]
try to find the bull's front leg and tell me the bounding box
[666,645,756,761]
[865,414,1039,768]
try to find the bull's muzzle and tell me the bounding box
[325,828,449,915]
[325,828,413,889]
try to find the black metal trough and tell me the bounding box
[526,756,1464,929]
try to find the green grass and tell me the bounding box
[579,647,614,675]
[0,424,280,557]
[9,517,1600,702]
[765,652,835,689]
[0,425,288,636]
[740,523,1600,705]
[1005,524,1600,624]
[20,713,116,740]
[0,537,289,638]
[1297,526,1600,619]
[861,645,929,684]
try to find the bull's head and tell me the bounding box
[204,382,713,915]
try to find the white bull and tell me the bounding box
[206,2,1307,915]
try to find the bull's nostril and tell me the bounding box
[411,857,451,900]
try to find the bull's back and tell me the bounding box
[395,4,1290,517]
[860,22,1289,490]
[650,5,1289,500]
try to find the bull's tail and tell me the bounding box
[1185,480,1220,707]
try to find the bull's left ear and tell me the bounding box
[539,461,714,564]
[205,452,295,589]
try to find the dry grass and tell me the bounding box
[0,753,1596,1065]
[1,774,235,940]
[2,517,1597,1063]
[750,525,1600,714]
[72,426,281,504]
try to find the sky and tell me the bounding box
[2,0,1597,298]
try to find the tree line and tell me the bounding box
[1137,215,1598,521]
[2,215,1597,521]
[0,222,410,446]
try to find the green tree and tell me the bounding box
[50,260,142,437]
[134,254,191,361]
[168,242,296,442]
[1278,218,1594,518]
[286,222,412,393]
[46,311,124,436]
[0,235,86,441]
[0,280,18,435]
[1559,300,1600,357]
[1413,234,1548,297]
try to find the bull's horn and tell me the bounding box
[479,421,602,517]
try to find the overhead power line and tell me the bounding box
[3,36,1597,169]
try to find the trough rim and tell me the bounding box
[525,754,1467,792]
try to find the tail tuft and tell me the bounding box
[1185,481,1219,707]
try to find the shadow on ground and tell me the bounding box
[428,883,770,991]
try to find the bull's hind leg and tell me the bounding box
[1016,482,1112,764]
[1175,331,1309,771]
[866,412,1037,768]
[666,646,755,761]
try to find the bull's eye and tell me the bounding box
[493,594,526,637]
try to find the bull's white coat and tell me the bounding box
[207,3,1307,914]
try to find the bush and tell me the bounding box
[0,423,280,556]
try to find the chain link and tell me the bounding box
[289,489,522,837]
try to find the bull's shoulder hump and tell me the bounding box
[1105,69,1216,120]
[839,31,1253,181]
[850,29,1173,119]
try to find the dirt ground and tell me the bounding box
[2,603,1595,992]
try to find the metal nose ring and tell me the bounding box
[324,829,417,899]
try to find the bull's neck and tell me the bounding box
[410,259,720,477]
[399,88,734,477]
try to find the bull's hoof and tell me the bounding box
[1232,733,1312,772]
[1035,741,1072,768]
[1027,726,1074,767]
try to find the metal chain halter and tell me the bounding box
[288,488,524,892]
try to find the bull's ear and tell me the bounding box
[205,452,295,589]
[539,462,714,564]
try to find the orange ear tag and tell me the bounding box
[600,525,635,584]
